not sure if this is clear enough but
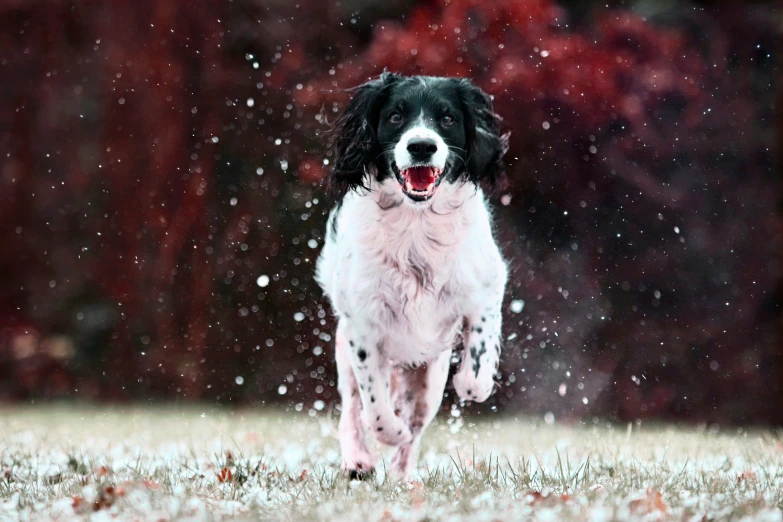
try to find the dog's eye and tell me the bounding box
[442,114,455,126]
[389,112,403,124]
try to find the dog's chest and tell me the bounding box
[367,211,466,362]
[381,274,462,364]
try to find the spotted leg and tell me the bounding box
[335,320,376,478]
[390,349,451,480]
[453,281,504,402]
[342,321,413,447]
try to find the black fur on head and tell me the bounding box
[455,78,510,194]
[326,72,508,199]
[327,72,402,198]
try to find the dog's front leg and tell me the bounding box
[335,320,376,478]
[453,276,504,403]
[453,310,501,403]
[346,324,413,447]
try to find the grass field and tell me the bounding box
[1,406,782,521]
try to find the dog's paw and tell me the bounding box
[342,446,376,477]
[345,466,376,481]
[453,368,494,403]
[364,410,413,447]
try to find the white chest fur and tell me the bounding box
[316,179,504,365]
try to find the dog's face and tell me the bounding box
[328,73,508,204]
[378,81,467,201]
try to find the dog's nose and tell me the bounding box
[407,138,438,160]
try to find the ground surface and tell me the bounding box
[1,406,781,521]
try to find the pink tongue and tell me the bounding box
[406,167,436,190]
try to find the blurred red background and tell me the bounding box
[0,0,780,425]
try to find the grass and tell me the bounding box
[1,406,782,521]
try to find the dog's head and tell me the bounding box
[328,72,508,204]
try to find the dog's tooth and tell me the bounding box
[405,181,413,192]
[426,183,434,191]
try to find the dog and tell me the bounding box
[315,72,509,480]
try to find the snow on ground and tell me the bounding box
[0,406,781,521]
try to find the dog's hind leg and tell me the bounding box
[335,320,376,479]
[390,349,451,480]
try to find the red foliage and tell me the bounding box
[302,0,781,423]
[0,0,348,402]
[217,467,233,483]
[629,487,668,517]
[0,0,778,424]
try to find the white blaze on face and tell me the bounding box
[393,124,449,171]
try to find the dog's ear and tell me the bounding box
[458,79,509,193]
[328,72,401,198]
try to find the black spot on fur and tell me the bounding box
[377,427,383,432]
[357,349,367,362]
[370,396,375,403]
[349,340,354,347]
[470,345,487,378]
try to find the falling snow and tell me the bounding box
[510,300,525,314]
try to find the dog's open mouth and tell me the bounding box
[399,166,443,201]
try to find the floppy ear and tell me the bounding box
[458,79,509,193]
[328,72,401,198]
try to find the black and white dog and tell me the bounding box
[316,72,509,480]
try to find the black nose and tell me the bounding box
[407,138,438,160]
